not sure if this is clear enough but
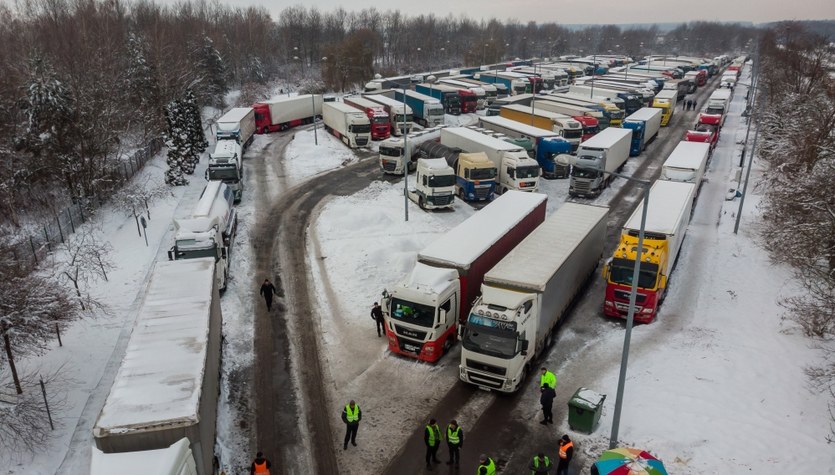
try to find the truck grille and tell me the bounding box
[466,359,507,376]
[397,337,424,355]
[382,161,397,172]
[356,137,369,146]
[465,370,504,389]
[573,179,591,193]
[431,194,454,206]
[614,290,647,303]
[395,325,427,340]
[475,186,492,200]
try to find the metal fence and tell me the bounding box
[6,137,164,268]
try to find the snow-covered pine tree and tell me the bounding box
[125,32,161,136]
[184,88,206,160]
[193,35,228,105]
[164,99,189,185]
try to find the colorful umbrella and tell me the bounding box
[593,447,669,475]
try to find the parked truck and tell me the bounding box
[569,127,632,198]
[500,104,583,153]
[685,123,719,151]
[441,127,540,194]
[342,96,391,140]
[407,158,456,210]
[417,142,497,201]
[92,258,220,475]
[660,141,711,190]
[459,202,609,393]
[168,181,237,291]
[603,179,696,323]
[363,93,414,136]
[322,101,372,148]
[546,93,624,127]
[473,71,529,95]
[415,83,462,115]
[379,126,447,174]
[478,115,573,179]
[252,94,323,134]
[622,107,663,156]
[383,191,547,362]
[207,140,243,203]
[652,89,678,126]
[531,100,602,140]
[569,84,644,114]
[448,76,500,102]
[390,89,445,128]
[216,107,256,149]
[91,438,197,475]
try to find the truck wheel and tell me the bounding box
[418,197,425,209]
[442,337,454,355]
[459,189,465,200]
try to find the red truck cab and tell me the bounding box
[457,89,478,114]
[694,70,708,86]
[697,110,723,127]
[367,107,391,140]
[685,123,719,151]
[573,116,600,142]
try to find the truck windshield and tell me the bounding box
[372,117,389,125]
[429,108,445,116]
[470,167,497,180]
[516,166,540,179]
[563,129,583,140]
[173,246,217,260]
[208,168,239,181]
[428,174,456,187]
[390,298,435,328]
[395,114,413,123]
[462,314,518,359]
[351,124,372,134]
[572,163,600,179]
[609,258,659,289]
[706,106,724,115]
[380,146,402,157]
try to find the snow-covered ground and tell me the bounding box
[6,62,834,475]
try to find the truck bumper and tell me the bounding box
[603,299,656,323]
[459,366,516,393]
[386,328,444,363]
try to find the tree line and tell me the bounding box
[757,22,835,440]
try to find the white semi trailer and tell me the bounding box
[459,203,609,392]
[441,127,541,194]
[569,127,632,198]
[92,258,220,475]
[207,139,243,203]
[323,101,372,148]
[216,107,256,149]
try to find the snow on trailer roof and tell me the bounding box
[217,107,253,124]
[91,438,192,475]
[418,190,547,270]
[484,203,608,292]
[479,116,559,139]
[93,258,215,437]
[624,180,696,235]
[625,107,663,122]
[265,94,316,105]
[421,158,452,170]
[578,127,631,149]
[664,141,710,169]
[444,127,527,153]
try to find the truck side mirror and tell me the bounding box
[221,248,228,260]
[659,274,667,288]
[520,339,529,356]
[204,170,209,181]
[167,249,175,261]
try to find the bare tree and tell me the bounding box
[51,227,112,312]
[0,365,69,454]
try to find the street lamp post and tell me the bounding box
[557,157,652,450]
[402,87,409,222]
[312,56,327,146]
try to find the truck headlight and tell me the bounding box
[604,301,613,307]
[641,308,653,314]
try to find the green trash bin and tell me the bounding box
[567,387,606,434]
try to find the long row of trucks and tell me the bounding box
[342,96,391,140]
[477,115,573,179]
[415,82,463,115]
[499,104,583,153]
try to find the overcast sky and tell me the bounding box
[204,0,833,25]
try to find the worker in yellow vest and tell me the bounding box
[477,453,497,475]
[445,419,464,468]
[540,367,557,392]
[530,452,552,474]
[341,400,362,450]
[424,418,442,470]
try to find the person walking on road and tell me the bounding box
[540,367,557,392]
[530,452,552,474]
[371,302,385,337]
[250,452,271,475]
[341,400,362,450]
[540,384,556,424]
[445,419,463,468]
[424,418,442,470]
[557,434,574,475]
[260,279,277,311]
[477,454,497,475]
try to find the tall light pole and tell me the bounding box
[557,157,652,450]
[402,87,409,222]
[312,56,326,146]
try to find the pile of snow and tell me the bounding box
[283,127,358,186]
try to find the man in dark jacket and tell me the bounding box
[250,451,271,474]
[260,279,277,311]
[424,418,442,470]
[341,400,362,450]
[540,385,556,424]
[371,302,385,337]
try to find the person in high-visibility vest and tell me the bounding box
[445,419,464,468]
[424,418,442,470]
[530,452,552,474]
[341,400,362,450]
[540,367,557,391]
[477,453,496,475]
[557,434,574,475]
[249,451,271,475]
